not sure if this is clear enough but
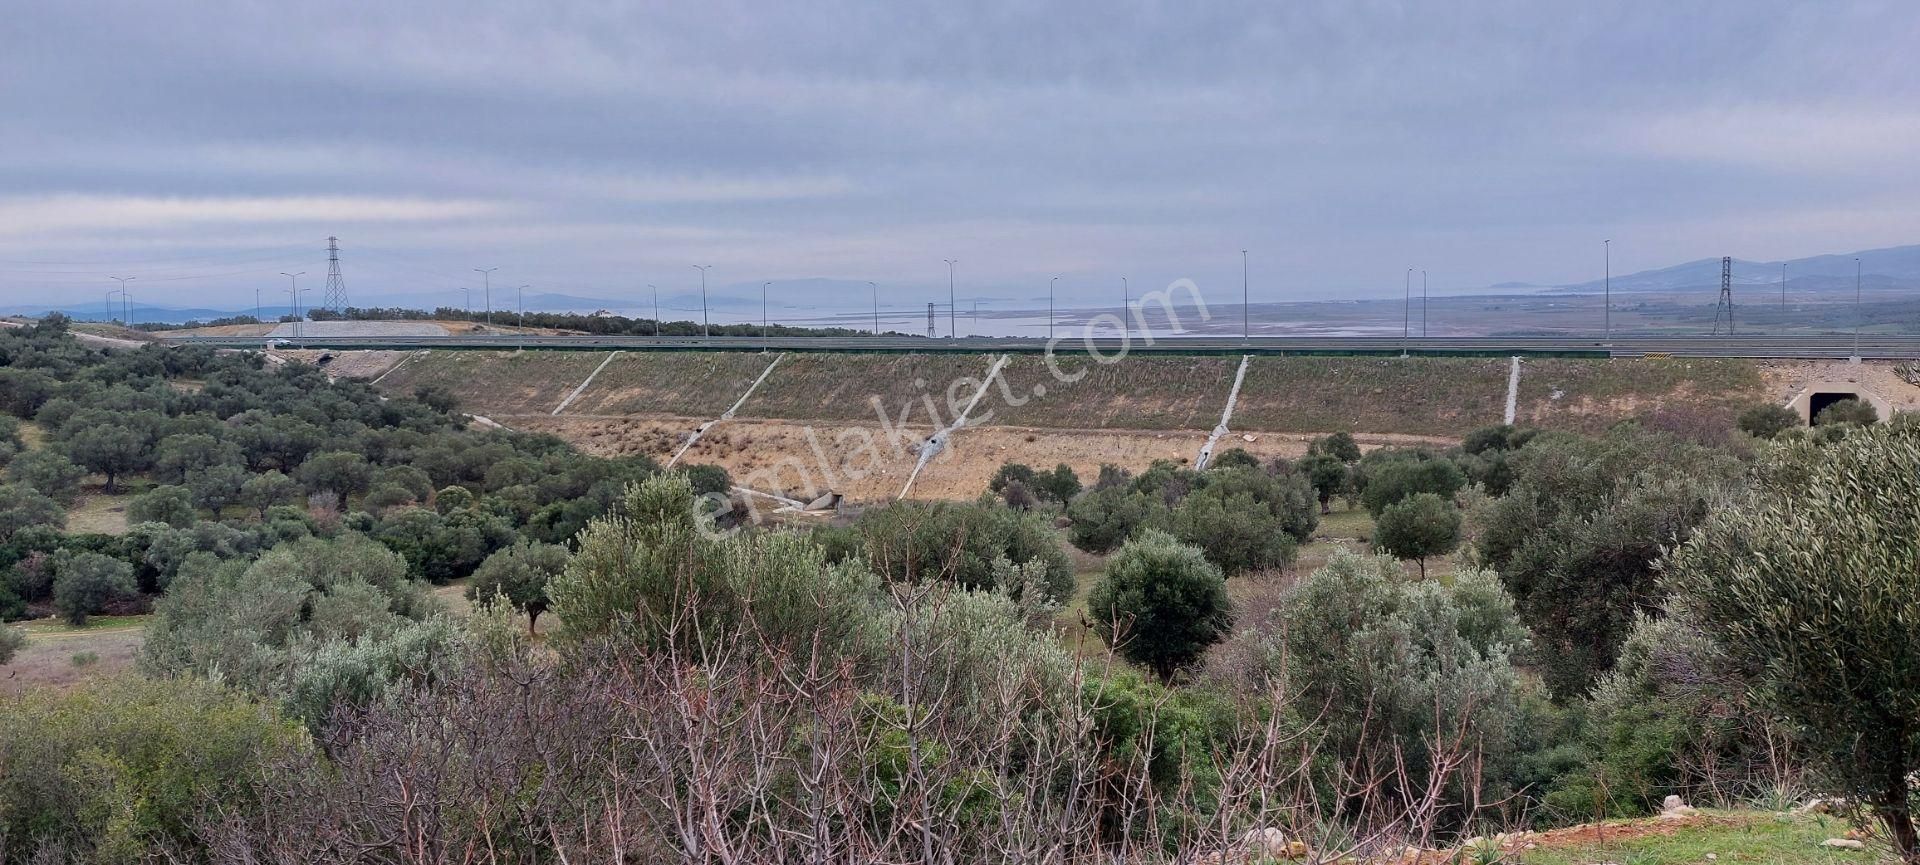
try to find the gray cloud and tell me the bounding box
[2,0,1917,315]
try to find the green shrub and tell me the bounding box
[854,498,1073,601]
[1087,529,1231,681]
[1475,426,1742,700]
[0,482,64,542]
[1358,451,1466,517]
[6,449,86,503]
[126,484,198,528]
[1067,485,1169,554]
[466,540,568,634]
[0,677,307,864]
[1812,396,1878,427]
[0,623,22,664]
[1255,551,1532,814]
[1736,403,1800,439]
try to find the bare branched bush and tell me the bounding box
[199,585,1509,864]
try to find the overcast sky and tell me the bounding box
[3,1,1918,316]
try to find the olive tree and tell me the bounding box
[126,484,197,528]
[64,424,149,492]
[0,483,64,542]
[1373,492,1461,578]
[466,540,569,635]
[1664,422,1920,860]
[1086,529,1231,681]
[51,551,135,626]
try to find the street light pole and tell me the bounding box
[516,285,529,351]
[1049,276,1057,341]
[762,281,770,352]
[1854,257,1863,362]
[1603,239,1612,343]
[105,289,120,323]
[943,259,958,338]
[649,285,659,336]
[1421,270,1428,337]
[254,287,261,323]
[869,282,879,335]
[1402,268,1411,357]
[1121,277,1129,338]
[280,272,305,338]
[693,266,712,338]
[460,287,471,313]
[474,267,498,326]
[1241,250,1249,345]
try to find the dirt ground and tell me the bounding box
[269,349,413,380]
[515,413,1462,506]
[0,620,144,696]
[915,425,1209,499]
[512,415,936,502]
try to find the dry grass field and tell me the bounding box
[989,354,1237,430]
[374,350,608,416]
[1516,357,1767,433]
[0,616,146,695]
[561,351,778,417]
[740,353,1000,423]
[1232,356,1513,437]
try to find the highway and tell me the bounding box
[159,332,1920,360]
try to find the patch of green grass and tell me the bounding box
[21,615,149,636]
[1514,811,1879,864]
[744,353,997,423]
[565,352,780,418]
[66,491,134,535]
[17,420,46,449]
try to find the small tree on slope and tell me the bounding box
[1087,529,1231,682]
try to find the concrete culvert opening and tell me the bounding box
[1804,395,1850,425]
[1808,392,1861,425]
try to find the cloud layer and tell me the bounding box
[2,1,1917,314]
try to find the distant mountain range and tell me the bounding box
[1532,244,1920,295]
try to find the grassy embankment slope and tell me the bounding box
[363,350,1780,501]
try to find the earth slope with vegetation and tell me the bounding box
[0,314,1912,863]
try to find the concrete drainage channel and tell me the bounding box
[897,354,1012,500]
[667,353,786,469]
[551,351,623,416]
[1194,355,1252,471]
[1505,356,1522,425]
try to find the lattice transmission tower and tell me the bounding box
[1711,256,1735,336]
[321,236,348,313]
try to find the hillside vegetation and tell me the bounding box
[3,316,1917,862]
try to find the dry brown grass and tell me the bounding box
[373,350,608,416]
[740,353,998,423]
[988,354,1238,430]
[1517,357,1767,434]
[0,616,145,695]
[1232,356,1512,437]
[563,352,779,417]
[66,492,132,535]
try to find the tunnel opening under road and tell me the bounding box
[1807,391,1860,424]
